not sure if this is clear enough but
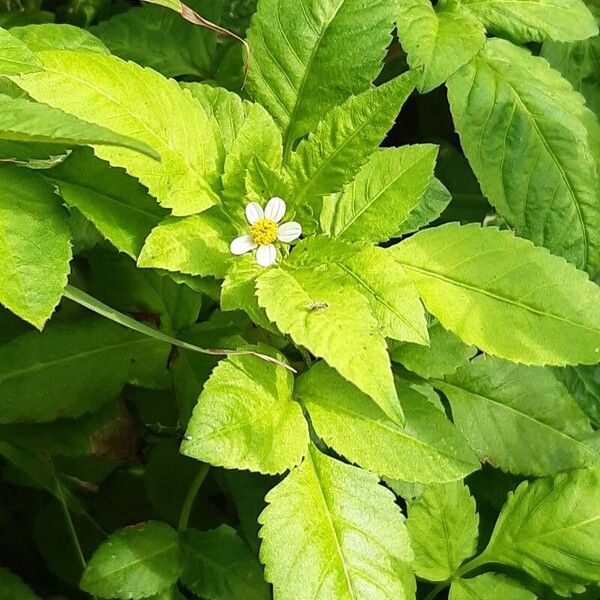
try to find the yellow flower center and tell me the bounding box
[250,218,278,246]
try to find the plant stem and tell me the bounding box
[424,581,448,600]
[178,464,210,532]
[57,483,86,569]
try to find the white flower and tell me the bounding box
[230,197,302,267]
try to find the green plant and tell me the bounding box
[0,0,599,598]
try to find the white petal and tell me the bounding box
[277,221,302,243]
[264,197,286,223]
[245,202,264,224]
[256,244,277,267]
[230,235,257,255]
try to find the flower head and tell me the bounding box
[230,197,302,267]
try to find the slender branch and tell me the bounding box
[56,478,86,569]
[178,464,210,532]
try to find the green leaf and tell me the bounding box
[285,71,418,208]
[258,445,415,599]
[553,364,600,426]
[256,264,403,424]
[296,362,480,483]
[181,349,308,474]
[481,468,600,594]
[390,320,477,379]
[13,50,221,216]
[461,0,598,42]
[449,573,535,600]
[438,356,596,476]
[447,39,600,275]
[390,222,600,366]
[0,164,71,328]
[48,149,167,258]
[92,3,219,78]
[541,5,600,116]
[321,145,438,243]
[396,0,485,93]
[137,210,236,279]
[0,26,43,74]
[0,318,147,424]
[180,526,269,600]
[246,0,396,155]
[406,481,479,581]
[0,567,40,599]
[80,521,183,599]
[11,23,110,53]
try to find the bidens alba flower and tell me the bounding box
[230,197,302,267]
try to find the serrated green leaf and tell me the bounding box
[541,5,600,116]
[11,23,110,53]
[396,0,485,93]
[0,26,43,74]
[285,71,418,208]
[289,238,429,344]
[0,567,40,599]
[481,468,600,594]
[321,145,438,243]
[256,264,403,424]
[297,362,479,483]
[407,481,479,581]
[390,222,600,366]
[13,50,221,215]
[247,0,396,155]
[553,364,600,426]
[449,573,535,600]
[181,526,269,600]
[447,39,600,275]
[258,445,415,599]
[0,318,147,424]
[181,350,308,474]
[390,320,476,379]
[92,3,219,78]
[0,164,71,328]
[48,149,167,258]
[80,521,183,599]
[137,210,235,279]
[437,356,595,476]
[462,0,598,42]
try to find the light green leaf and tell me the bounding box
[256,264,403,424]
[447,39,600,274]
[0,26,43,74]
[321,145,438,243]
[0,164,71,328]
[0,318,149,424]
[462,0,598,42]
[137,210,235,279]
[11,23,110,53]
[395,177,452,236]
[289,238,429,344]
[407,481,479,581]
[13,50,221,216]
[48,149,167,258]
[390,222,600,366]
[181,350,308,474]
[246,0,396,155]
[297,362,479,483]
[0,567,40,599]
[481,468,600,594]
[285,71,418,208]
[181,526,269,600]
[541,5,600,116]
[437,356,595,476]
[391,320,476,379]
[258,445,415,600]
[449,573,535,600]
[80,521,183,599]
[92,3,219,78]
[396,0,485,93]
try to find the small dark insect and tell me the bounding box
[307,302,330,311]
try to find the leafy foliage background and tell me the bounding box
[0,0,599,598]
